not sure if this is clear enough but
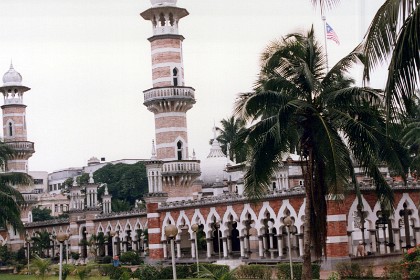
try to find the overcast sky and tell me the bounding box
[0,0,386,173]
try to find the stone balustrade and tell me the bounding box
[5,141,34,152]
[144,86,195,103]
[162,160,200,175]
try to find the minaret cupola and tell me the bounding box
[0,63,34,173]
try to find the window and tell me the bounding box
[34,179,44,185]
[173,68,178,86]
[177,141,183,160]
[8,122,12,136]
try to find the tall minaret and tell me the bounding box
[0,64,35,173]
[141,0,200,200]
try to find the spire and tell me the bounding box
[104,184,109,196]
[151,139,157,160]
[192,149,196,160]
[73,177,78,187]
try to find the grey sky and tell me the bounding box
[0,0,385,172]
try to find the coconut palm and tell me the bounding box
[31,231,52,258]
[0,141,32,232]
[401,94,420,177]
[216,116,247,163]
[235,27,408,279]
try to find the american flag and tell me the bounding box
[326,22,340,45]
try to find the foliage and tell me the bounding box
[0,244,13,265]
[73,265,92,280]
[277,263,320,280]
[197,264,237,280]
[235,264,273,280]
[119,251,141,265]
[132,264,159,280]
[109,266,132,280]
[61,264,73,280]
[31,255,51,280]
[216,115,248,163]
[335,261,364,279]
[101,255,112,264]
[77,173,90,185]
[32,207,54,222]
[236,26,408,279]
[31,231,52,258]
[71,252,80,260]
[327,271,340,280]
[98,264,114,276]
[382,244,420,279]
[0,140,32,232]
[93,162,148,209]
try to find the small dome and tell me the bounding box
[150,0,177,7]
[3,63,22,86]
[87,156,100,166]
[200,137,234,186]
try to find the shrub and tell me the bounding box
[277,263,320,280]
[335,262,364,279]
[200,263,230,275]
[120,251,142,265]
[70,252,80,260]
[132,264,159,280]
[102,255,113,264]
[235,264,273,279]
[98,264,114,276]
[109,266,132,280]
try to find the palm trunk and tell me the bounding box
[302,187,312,280]
[301,149,314,280]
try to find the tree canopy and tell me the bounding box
[32,207,54,222]
[93,162,148,212]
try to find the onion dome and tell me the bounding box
[87,156,100,166]
[200,127,234,186]
[3,63,23,86]
[150,0,177,7]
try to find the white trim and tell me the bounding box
[3,113,25,117]
[326,235,348,243]
[148,228,161,234]
[327,214,347,222]
[156,142,188,149]
[151,48,181,55]
[149,244,163,249]
[7,160,28,163]
[156,127,187,134]
[152,62,181,70]
[155,112,186,119]
[3,124,23,127]
[147,213,160,218]
[152,77,172,84]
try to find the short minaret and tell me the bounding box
[85,173,99,209]
[141,0,200,200]
[102,184,112,214]
[0,64,35,173]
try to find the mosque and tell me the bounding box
[0,0,419,269]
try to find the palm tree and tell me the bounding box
[0,141,32,232]
[235,27,408,280]
[216,116,247,163]
[402,94,420,178]
[31,231,52,258]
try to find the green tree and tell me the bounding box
[32,206,54,222]
[216,116,248,163]
[31,231,52,258]
[94,162,148,210]
[235,27,407,279]
[402,94,420,178]
[0,141,32,232]
[31,255,51,280]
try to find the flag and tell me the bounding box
[326,22,340,45]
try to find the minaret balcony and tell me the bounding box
[5,141,35,155]
[161,160,200,176]
[144,86,196,113]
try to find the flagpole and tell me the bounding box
[322,13,329,72]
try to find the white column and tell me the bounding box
[222,238,228,258]
[191,240,196,258]
[206,239,212,258]
[347,231,354,256]
[278,235,283,257]
[163,242,168,259]
[369,230,377,253]
[298,234,304,257]
[393,229,401,251]
[258,236,264,257]
[176,240,181,258]
[240,237,245,257]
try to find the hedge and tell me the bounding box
[277,263,320,280]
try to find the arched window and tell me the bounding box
[177,141,183,160]
[159,13,165,26]
[8,122,12,136]
[173,68,178,86]
[169,13,174,26]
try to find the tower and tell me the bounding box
[0,64,34,173]
[141,0,200,200]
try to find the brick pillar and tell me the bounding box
[146,201,164,260]
[326,200,349,257]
